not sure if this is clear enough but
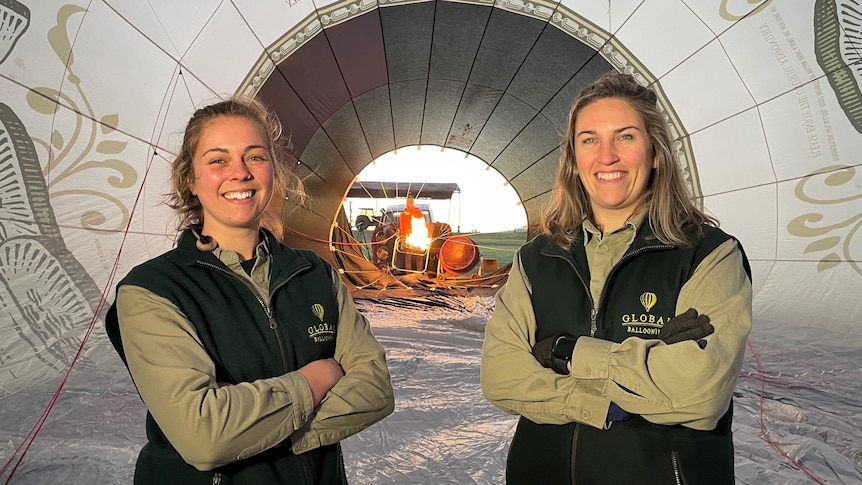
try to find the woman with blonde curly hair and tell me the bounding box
[482,72,751,484]
[106,96,394,484]
[165,96,304,239]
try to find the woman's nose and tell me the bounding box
[232,161,252,180]
[597,141,619,165]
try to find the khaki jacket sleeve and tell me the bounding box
[481,250,611,429]
[569,239,752,430]
[116,285,316,471]
[291,268,395,454]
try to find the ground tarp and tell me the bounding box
[2,296,860,484]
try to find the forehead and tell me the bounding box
[195,115,267,148]
[203,114,264,134]
[575,97,644,128]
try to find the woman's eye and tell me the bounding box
[580,137,595,145]
[209,158,225,164]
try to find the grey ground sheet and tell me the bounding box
[2,297,860,484]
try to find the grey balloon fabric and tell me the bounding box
[261,3,616,257]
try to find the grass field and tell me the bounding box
[350,229,527,274]
[456,231,527,269]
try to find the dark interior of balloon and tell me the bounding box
[250,1,615,296]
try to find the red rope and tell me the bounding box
[746,340,827,484]
[1,150,154,484]
[7,185,830,485]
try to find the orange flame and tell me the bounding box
[405,216,430,251]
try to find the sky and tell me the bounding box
[343,146,528,233]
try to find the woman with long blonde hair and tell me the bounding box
[482,71,752,484]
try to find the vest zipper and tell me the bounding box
[569,423,580,484]
[671,451,687,485]
[592,243,670,337]
[550,242,672,338]
[268,268,307,374]
[198,261,292,373]
[195,255,316,480]
[547,254,598,337]
[267,271,324,485]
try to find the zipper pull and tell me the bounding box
[590,307,598,337]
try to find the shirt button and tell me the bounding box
[599,245,609,252]
[583,366,591,376]
[255,276,264,283]
[582,411,591,420]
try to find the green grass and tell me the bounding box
[349,228,526,273]
[456,231,527,269]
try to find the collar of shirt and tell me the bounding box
[211,235,272,299]
[212,234,270,269]
[581,209,648,247]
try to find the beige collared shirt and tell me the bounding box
[212,238,272,303]
[582,210,647,309]
[115,238,394,470]
[481,215,752,430]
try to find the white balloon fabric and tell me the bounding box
[1,1,860,483]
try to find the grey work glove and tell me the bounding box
[659,308,714,348]
[531,333,565,369]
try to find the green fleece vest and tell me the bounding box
[511,223,743,485]
[106,229,346,485]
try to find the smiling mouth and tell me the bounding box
[596,172,624,181]
[223,190,255,200]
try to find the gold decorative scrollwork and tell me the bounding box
[787,165,862,274]
[24,4,137,234]
[720,0,774,21]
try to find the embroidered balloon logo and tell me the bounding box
[640,292,657,313]
[312,303,325,322]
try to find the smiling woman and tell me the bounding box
[189,116,275,256]
[573,98,657,232]
[102,96,395,484]
[482,71,752,485]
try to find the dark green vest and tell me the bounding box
[510,223,745,485]
[106,229,346,485]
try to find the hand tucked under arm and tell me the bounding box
[298,358,344,407]
[532,333,635,424]
[290,269,395,454]
[531,333,577,373]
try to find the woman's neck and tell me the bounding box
[592,217,626,235]
[200,226,261,260]
[592,204,647,235]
